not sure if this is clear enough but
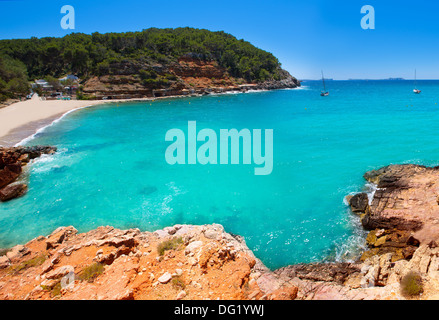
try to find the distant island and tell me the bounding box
[0,27,299,103]
[346,78,406,81]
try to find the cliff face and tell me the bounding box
[82,56,300,99]
[344,164,439,299]
[0,224,298,300]
[3,221,439,300]
[358,164,439,244]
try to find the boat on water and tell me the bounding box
[413,69,421,94]
[320,71,329,96]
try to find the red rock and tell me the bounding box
[4,163,22,175]
[269,286,298,300]
[361,165,439,244]
[0,183,27,201]
[0,167,20,189]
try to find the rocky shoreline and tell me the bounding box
[0,146,57,201]
[2,149,439,299]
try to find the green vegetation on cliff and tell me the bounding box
[0,27,288,94]
[0,55,30,102]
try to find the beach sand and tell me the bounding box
[0,94,107,146]
[0,91,231,146]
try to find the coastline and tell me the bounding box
[1,219,436,300]
[3,88,439,299]
[0,96,104,147]
[0,88,279,147]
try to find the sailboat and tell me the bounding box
[413,69,421,94]
[320,71,329,96]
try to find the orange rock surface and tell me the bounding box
[0,224,297,300]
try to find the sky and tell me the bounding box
[0,0,438,80]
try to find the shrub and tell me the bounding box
[41,281,62,298]
[51,281,62,297]
[7,254,47,275]
[78,262,105,282]
[157,237,183,256]
[171,276,186,290]
[165,73,178,81]
[400,272,423,297]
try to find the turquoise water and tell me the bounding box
[2,80,439,269]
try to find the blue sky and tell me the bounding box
[0,0,438,79]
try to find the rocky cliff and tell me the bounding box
[0,224,299,300]
[349,164,439,245]
[82,56,300,100]
[2,221,439,300]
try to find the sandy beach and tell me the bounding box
[0,92,241,147]
[0,94,107,146]
[0,94,170,146]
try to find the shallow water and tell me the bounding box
[1,80,439,269]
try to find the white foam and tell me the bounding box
[28,147,70,173]
[244,89,269,94]
[364,182,378,205]
[282,86,309,91]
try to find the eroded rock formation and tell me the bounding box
[82,56,300,99]
[2,221,439,300]
[0,224,298,300]
[355,164,439,243]
[0,146,57,201]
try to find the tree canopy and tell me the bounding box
[0,55,30,102]
[0,27,285,83]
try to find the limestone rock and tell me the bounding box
[45,265,74,280]
[0,255,10,269]
[0,146,56,200]
[349,193,369,213]
[176,290,186,300]
[361,165,439,242]
[185,241,203,254]
[158,272,172,284]
[46,226,78,250]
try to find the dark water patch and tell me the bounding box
[139,186,158,196]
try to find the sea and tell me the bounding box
[1,80,439,270]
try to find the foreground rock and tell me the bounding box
[0,224,300,300]
[338,163,439,299]
[0,146,56,201]
[0,183,27,202]
[355,164,439,244]
[3,222,439,300]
